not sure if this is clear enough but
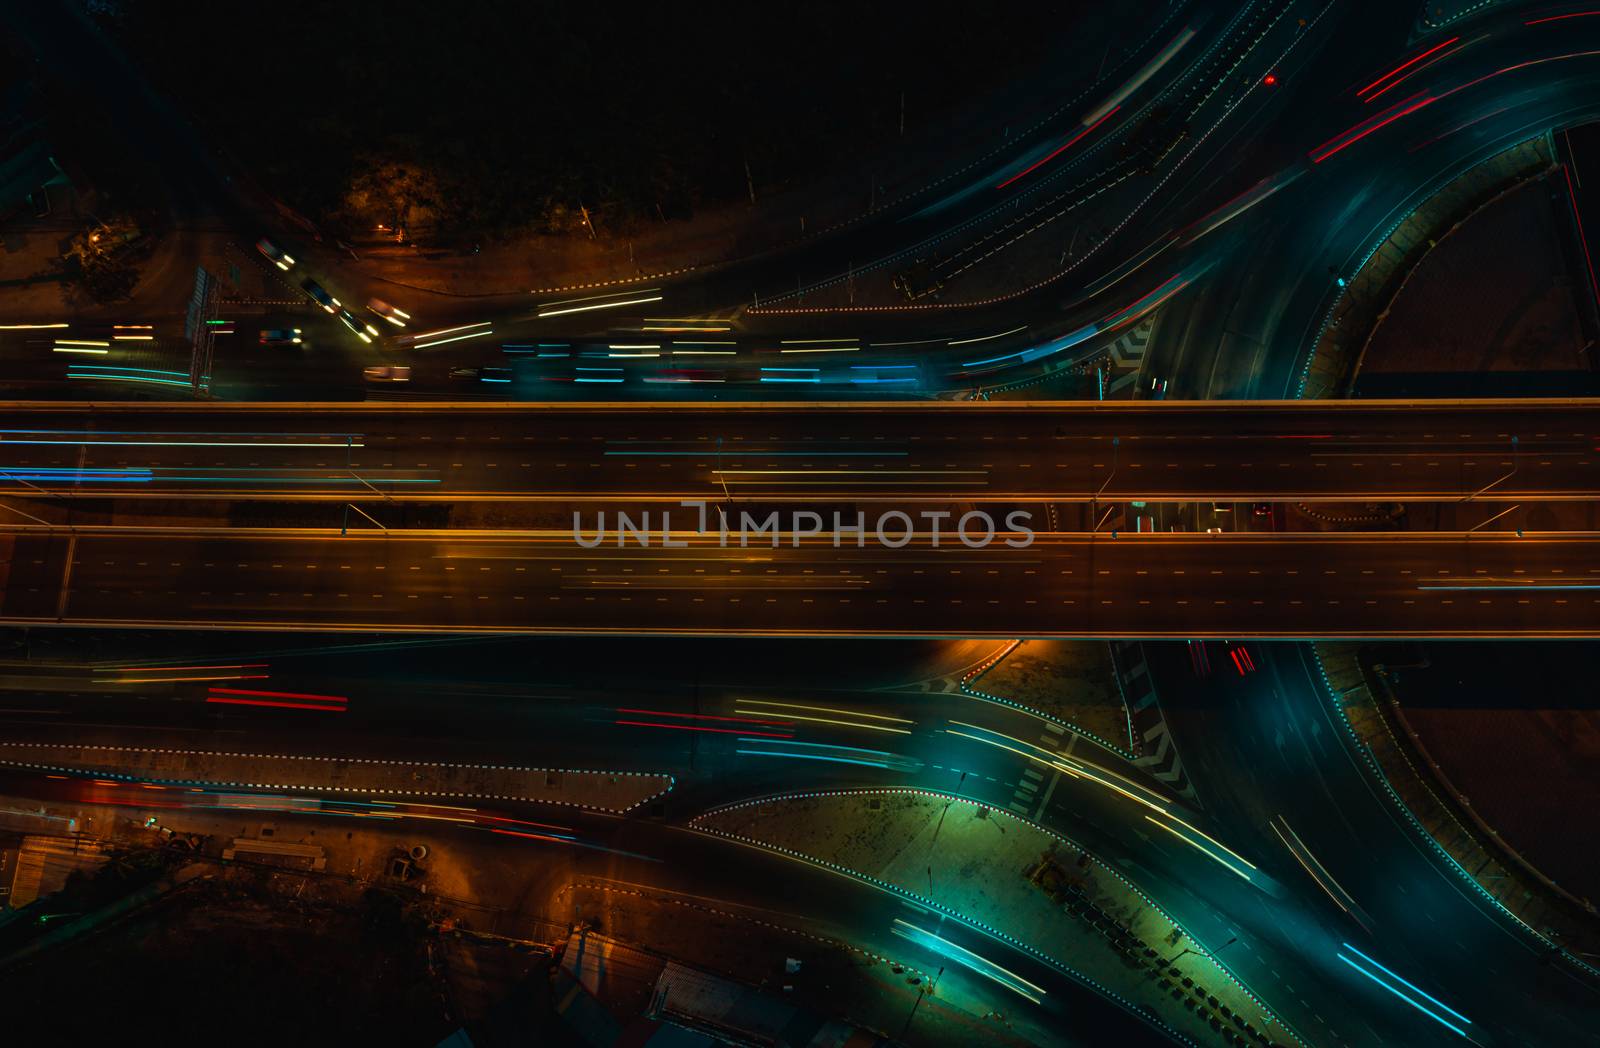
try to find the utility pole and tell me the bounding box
[1461,434,1518,504]
[1092,437,1120,534]
[183,266,218,396]
[927,771,965,896]
[899,966,944,1040]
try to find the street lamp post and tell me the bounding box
[927,771,966,895]
[1092,437,1120,535]
[342,434,395,535]
[899,965,944,1040]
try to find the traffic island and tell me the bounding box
[1298,136,1554,399]
[693,788,1296,1047]
[961,640,1137,758]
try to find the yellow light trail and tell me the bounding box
[96,663,267,673]
[1157,811,1257,871]
[101,674,267,684]
[1145,815,1253,881]
[946,325,1027,346]
[735,707,912,735]
[740,699,913,723]
[643,325,731,333]
[411,321,491,340]
[945,720,1168,812]
[1271,820,1350,913]
[413,329,493,349]
[1049,747,1170,806]
[537,291,663,317]
[943,726,1090,785]
[393,811,475,824]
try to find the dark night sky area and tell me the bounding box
[106,1,1105,240]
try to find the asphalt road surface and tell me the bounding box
[2,399,1596,503]
[3,528,1597,637]
[1152,642,1600,1048]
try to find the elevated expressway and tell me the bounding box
[1,399,1597,637]
[0,399,1594,503]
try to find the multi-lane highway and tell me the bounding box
[2,399,1596,502]
[3,527,1598,637]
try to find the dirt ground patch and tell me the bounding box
[3,876,454,1046]
[968,641,1133,754]
[1359,176,1589,390]
[1379,641,1600,907]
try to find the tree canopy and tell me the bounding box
[110,0,1106,241]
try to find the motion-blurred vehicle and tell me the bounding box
[367,298,410,327]
[259,327,303,345]
[255,237,294,270]
[338,308,379,343]
[645,368,721,384]
[450,366,512,382]
[301,279,339,313]
[363,366,410,382]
